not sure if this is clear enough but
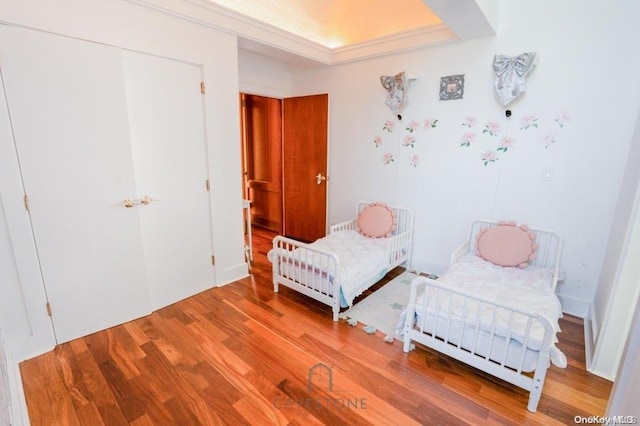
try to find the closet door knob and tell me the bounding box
[316,173,326,185]
[122,197,135,208]
[139,195,152,205]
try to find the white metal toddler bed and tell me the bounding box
[269,201,414,321]
[399,219,565,412]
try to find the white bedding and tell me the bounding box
[399,254,566,367]
[271,230,390,306]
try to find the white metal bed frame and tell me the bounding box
[271,201,414,321]
[402,219,563,412]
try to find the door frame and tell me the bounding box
[239,91,330,240]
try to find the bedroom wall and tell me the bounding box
[238,49,294,98]
[291,0,640,316]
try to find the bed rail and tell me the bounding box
[272,236,341,319]
[402,276,555,412]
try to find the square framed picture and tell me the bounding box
[439,74,465,100]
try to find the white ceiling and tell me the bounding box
[209,0,443,48]
[156,0,499,68]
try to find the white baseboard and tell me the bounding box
[582,305,615,381]
[411,256,448,277]
[584,310,595,372]
[556,293,590,318]
[215,262,250,287]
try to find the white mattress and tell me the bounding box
[271,230,390,306]
[399,254,567,368]
[311,230,389,304]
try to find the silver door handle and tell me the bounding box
[316,173,326,184]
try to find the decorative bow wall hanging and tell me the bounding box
[380,72,407,117]
[493,52,537,106]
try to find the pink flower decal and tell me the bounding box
[383,120,395,133]
[520,114,539,130]
[460,132,476,147]
[481,150,498,166]
[405,120,420,133]
[383,153,395,164]
[409,154,420,167]
[423,118,439,129]
[542,133,557,148]
[483,121,500,137]
[497,136,515,152]
[461,116,477,128]
[403,135,415,148]
[554,111,570,128]
[373,136,383,147]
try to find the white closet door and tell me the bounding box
[0,26,151,343]
[122,52,215,310]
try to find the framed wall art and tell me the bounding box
[439,74,464,100]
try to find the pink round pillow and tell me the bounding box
[356,203,397,238]
[475,222,538,268]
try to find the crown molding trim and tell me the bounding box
[126,0,333,63]
[331,24,457,64]
[126,0,468,67]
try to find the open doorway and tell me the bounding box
[240,92,329,245]
[240,93,283,234]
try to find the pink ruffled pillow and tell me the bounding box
[476,221,538,268]
[357,203,397,238]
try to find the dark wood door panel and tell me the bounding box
[283,94,328,242]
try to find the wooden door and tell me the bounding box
[122,52,215,310]
[0,26,151,343]
[282,94,329,242]
[241,94,283,232]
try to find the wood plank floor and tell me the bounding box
[20,226,612,425]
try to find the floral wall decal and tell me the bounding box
[460,131,476,147]
[520,114,539,130]
[542,133,557,148]
[483,120,500,137]
[423,118,439,129]
[369,110,569,170]
[554,111,570,128]
[461,116,477,128]
[497,136,515,152]
[402,135,415,148]
[405,120,420,133]
[481,150,499,166]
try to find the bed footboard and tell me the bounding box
[271,236,342,320]
[402,276,556,412]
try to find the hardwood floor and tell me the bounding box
[20,226,612,425]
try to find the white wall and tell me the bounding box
[238,49,294,98]
[291,0,640,316]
